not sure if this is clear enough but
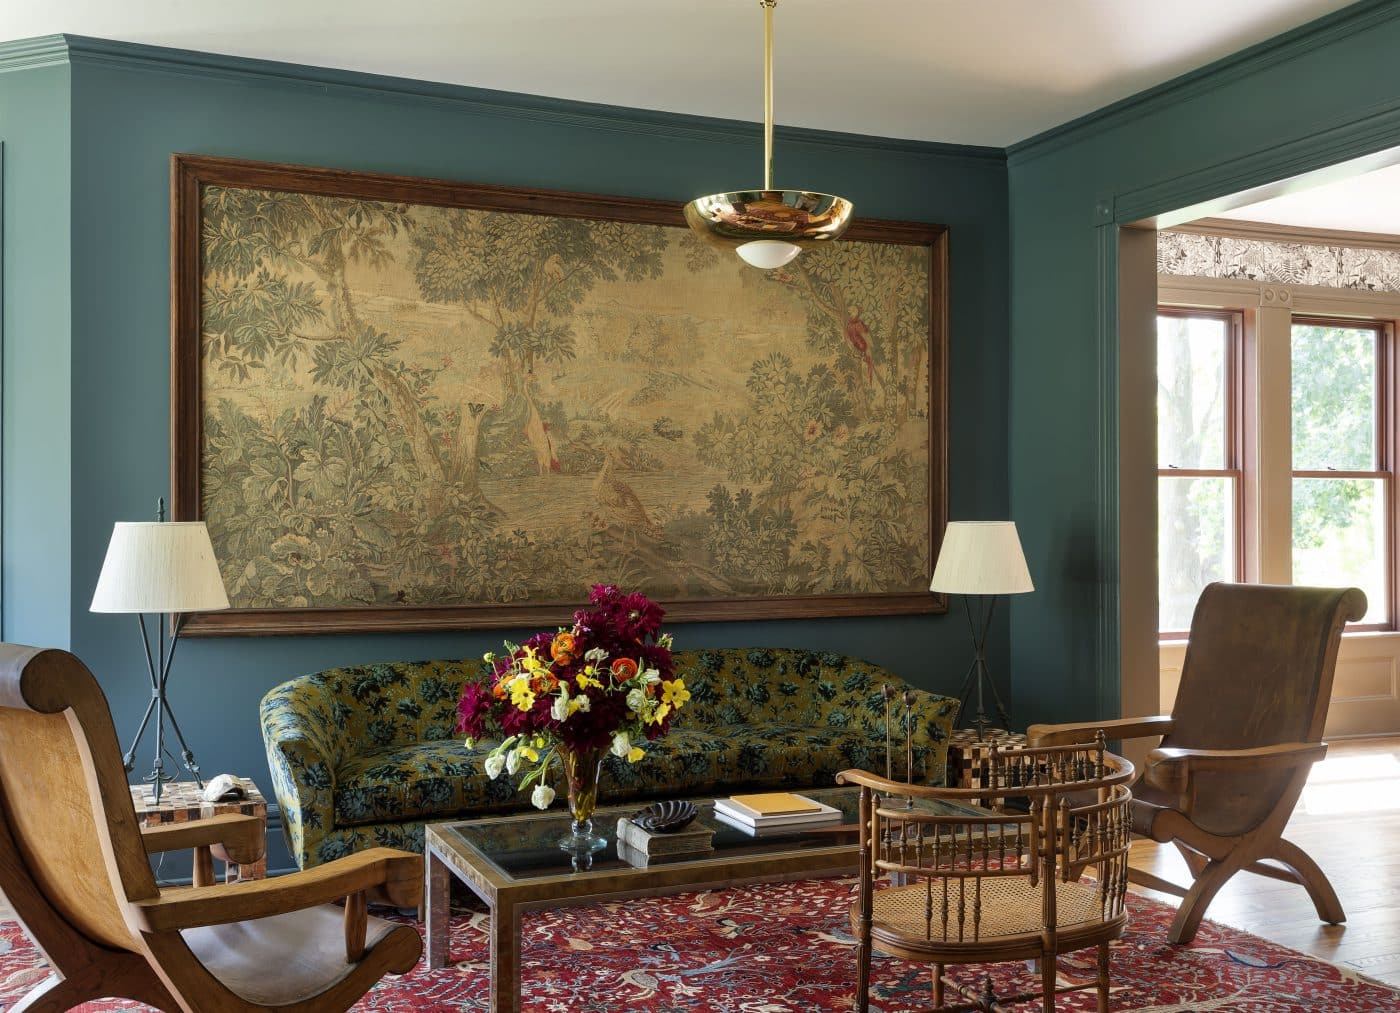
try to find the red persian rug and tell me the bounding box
[1,877,1396,1011]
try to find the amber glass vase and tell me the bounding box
[559,746,609,856]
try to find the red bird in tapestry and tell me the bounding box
[845,306,876,383]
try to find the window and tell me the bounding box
[1157,301,1398,635]
[1291,318,1392,627]
[1156,310,1242,634]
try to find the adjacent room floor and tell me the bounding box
[4,738,1395,991]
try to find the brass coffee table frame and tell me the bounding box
[424,788,983,1012]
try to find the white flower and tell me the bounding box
[506,749,521,775]
[640,668,661,685]
[531,783,556,810]
[484,754,506,780]
[584,646,607,663]
[658,633,674,650]
[575,695,591,713]
[611,731,632,758]
[626,687,647,713]
[551,685,571,722]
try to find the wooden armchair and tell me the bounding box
[0,644,424,1012]
[1028,582,1365,945]
[838,737,1134,1013]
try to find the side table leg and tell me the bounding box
[489,902,522,1013]
[425,847,452,969]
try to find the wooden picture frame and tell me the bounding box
[171,154,948,635]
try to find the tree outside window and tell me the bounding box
[1157,311,1240,634]
[1291,319,1391,626]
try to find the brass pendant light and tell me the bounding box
[684,0,854,269]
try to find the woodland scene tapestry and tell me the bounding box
[172,156,946,634]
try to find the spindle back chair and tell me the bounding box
[839,735,1133,1013]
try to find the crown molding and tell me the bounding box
[1007,0,1400,166]
[0,34,69,74]
[1168,216,1400,252]
[0,34,1006,167]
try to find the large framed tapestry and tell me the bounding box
[171,155,947,635]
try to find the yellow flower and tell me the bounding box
[509,677,536,711]
[626,746,645,763]
[647,702,672,725]
[661,678,691,709]
[576,670,601,691]
[518,744,539,763]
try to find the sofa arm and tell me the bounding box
[819,672,958,786]
[260,679,342,869]
[885,686,960,785]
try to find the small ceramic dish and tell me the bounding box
[630,799,699,833]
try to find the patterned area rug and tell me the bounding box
[1,877,1396,1011]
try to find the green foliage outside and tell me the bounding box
[1158,317,1383,629]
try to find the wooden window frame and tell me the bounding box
[1156,307,1247,639]
[1289,315,1396,632]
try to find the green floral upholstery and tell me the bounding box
[261,648,957,869]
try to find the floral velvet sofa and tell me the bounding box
[261,647,959,869]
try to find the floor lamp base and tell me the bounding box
[954,595,1011,741]
[122,613,203,807]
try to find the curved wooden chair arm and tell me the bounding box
[1027,715,1173,747]
[837,768,927,794]
[141,813,265,865]
[1143,741,1327,794]
[835,768,986,799]
[133,847,422,934]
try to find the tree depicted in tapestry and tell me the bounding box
[198,185,933,611]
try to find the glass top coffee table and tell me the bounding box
[423,785,988,1013]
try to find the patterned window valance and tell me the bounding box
[1158,231,1400,294]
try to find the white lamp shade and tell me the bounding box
[90,522,231,614]
[929,521,1034,596]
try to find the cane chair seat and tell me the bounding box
[182,904,404,1006]
[869,875,1111,948]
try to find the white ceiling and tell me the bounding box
[0,0,1358,147]
[1215,162,1400,235]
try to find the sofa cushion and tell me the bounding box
[608,722,890,795]
[334,739,521,827]
[334,721,913,828]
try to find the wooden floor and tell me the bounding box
[2,738,1397,991]
[1129,736,1400,988]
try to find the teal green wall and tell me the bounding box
[3,37,1010,872]
[1006,0,1400,723]
[0,61,71,649]
[11,1,1400,877]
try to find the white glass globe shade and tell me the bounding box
[736,240,802,269]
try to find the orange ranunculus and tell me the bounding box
[610,657,639,680]
[551,632,577,664]
[492,681,507,700]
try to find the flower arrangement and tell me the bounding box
[457,585,687,846]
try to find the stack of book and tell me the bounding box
[712,792,844,836]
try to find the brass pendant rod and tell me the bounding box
[762,0,775,191]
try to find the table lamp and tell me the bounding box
[930,521,1034,740]
[90,501,230,803]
